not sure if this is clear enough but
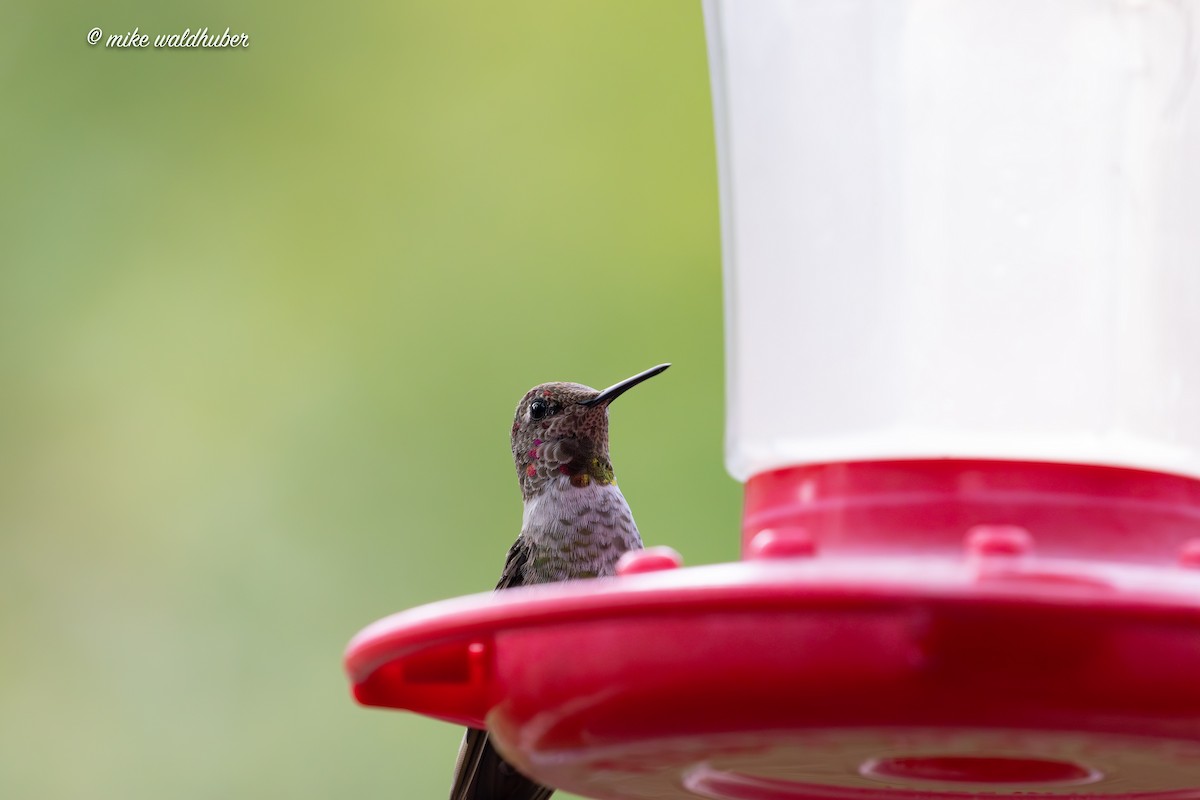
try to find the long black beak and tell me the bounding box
[580,363,671,407]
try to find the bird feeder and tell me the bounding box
[345,1,1200,797]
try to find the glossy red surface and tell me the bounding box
[346,460,1200,798]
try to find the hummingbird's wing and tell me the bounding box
[494,535,531,591]
[448,537,555,800]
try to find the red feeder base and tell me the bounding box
[345,460,1200,799]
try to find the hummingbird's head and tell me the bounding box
[511,364,669,499]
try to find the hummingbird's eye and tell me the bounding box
[529,399,550,421]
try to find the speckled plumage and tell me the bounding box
[449,364,669,800]
[520,474,640,582]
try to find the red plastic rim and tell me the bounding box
[861,755,1099,785]
[742,460,1200,564]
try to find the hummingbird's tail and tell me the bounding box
[449,727,554,800]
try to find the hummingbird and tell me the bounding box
[448,363,671,800]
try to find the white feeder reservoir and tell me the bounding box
[715,0,1200,484]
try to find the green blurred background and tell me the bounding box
[1,2,737,798]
